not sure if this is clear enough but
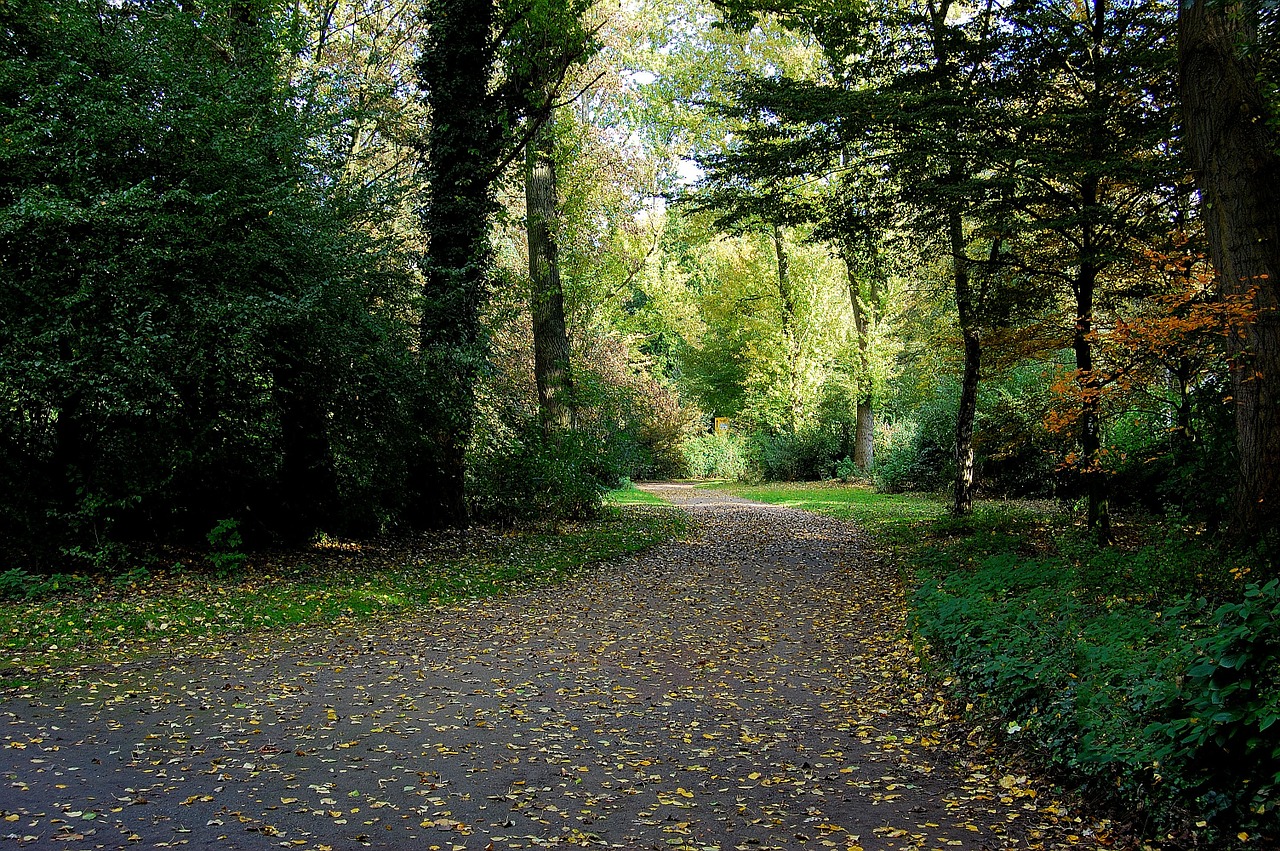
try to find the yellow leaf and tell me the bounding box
[747,772,761,780]
[676,787,694,798]
[280,798,298,805]
[1238,833,1250,842]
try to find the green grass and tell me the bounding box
[0,504,686,687]
[604,482,671,506]
[703,480,945,539]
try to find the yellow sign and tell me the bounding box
[714,418,731,435]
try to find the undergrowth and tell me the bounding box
[711,480,1277,849]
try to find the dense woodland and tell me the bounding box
[3,0,1280,842]
[3,0,1278,556]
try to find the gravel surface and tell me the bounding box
[0,485,1109,850]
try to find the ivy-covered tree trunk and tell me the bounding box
[526,108,576,437]
[1179,0,1280,543]
[413,0,500,527]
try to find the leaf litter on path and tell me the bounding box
[1,485,1117,850]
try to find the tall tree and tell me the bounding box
[413,0,501,526]
[526,108,577,435]
[1178,0,1280,543]
[0,0,421,556]
[707,0,1014,512]
[1002,0,1178,540]
[412,0,597,525]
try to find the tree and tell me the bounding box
[412,0,597,525]
[998,0,1179,540]
[526,110,578,436]
[707,0,1019,512]
[1178,0,1280,543]
[0,0,421,558]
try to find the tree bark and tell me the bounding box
[412,0,500,527]
[950,210,980,515]
[1073,256,1112,543]
[844,252,876,470]
[771,225,803,434]
[854,400,874,470]
[526,109,575,437]
[1179,0,1280,542]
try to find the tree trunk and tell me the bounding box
[1073,257,1112,544]
[772,225,803,434]
[844,252,876,470]
[950,210,979,515]
[1179,0,1280,543]
[526,109,575,437]
[854,400,874,470]
[411,0,500,527]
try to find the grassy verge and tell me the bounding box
[711,480,1276,848]
[700,479,945,537]
[0,503,686,687]
[604,481,671,507]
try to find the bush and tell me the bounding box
[873,399,957,493]
[912,516,1279,844]
[746,426,843,481]
[1106,382,1236,528]
[835,456,860,482]
[0,3,423,558]
[467,423,607,526]
[683,433,748,480]
[975,365,1059,497]
[1148,580,1280,836]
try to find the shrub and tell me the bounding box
[912,516,1279,844]
[873,405,956,493]
[1148,580,1280,837]
[683,433,748,480]
[835,456,860,482]
[467,423,607,526]
[206,518,247,579]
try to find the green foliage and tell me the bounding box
[1105,379,1237,525]
[744,425,843,481]
[1148,580,1280,833]
[206,519,247,580]
[911,513,1276,842]
[683,433,749,480]
[873,365,1059,497]
[0,567,93,601]
[0,0,422,557]
[467,422,609,526]
[873,387,959,493]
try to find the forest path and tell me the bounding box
[0,486,1098,851]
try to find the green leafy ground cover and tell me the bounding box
[710,481,1278,848]
[0,501,684,687]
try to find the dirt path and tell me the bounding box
[0,485,1102,850]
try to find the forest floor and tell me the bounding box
[0,485,1116,851]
